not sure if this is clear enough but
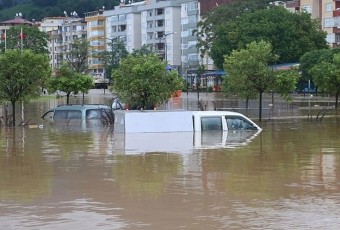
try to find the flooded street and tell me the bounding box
[0,91,340,229]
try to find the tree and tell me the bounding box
[0,25,49,54]
[48,63,94,105]
[209,6,327,69]
[111,54,183,110]
[299,48,340,92]
[0,49,51,126]
[310,54,340,108]
[65,37,90,73]
[131,44,154,57]
[196,0,272,61]
[101,37,128,82]
[224,40,277,121]
[273,69,299,101]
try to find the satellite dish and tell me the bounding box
[16,13,18,16]
[19,12,22,17]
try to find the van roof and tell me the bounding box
[54,104,111,110]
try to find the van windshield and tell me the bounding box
[86,109,106,119]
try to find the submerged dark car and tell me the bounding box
[41,104,113,128]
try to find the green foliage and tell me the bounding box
[204,5,328,69]
[100,37,128,81]
[310,54,340,108]
[0,25,48,54]
[196,0,272,61]
[111,54,183,110]
[299,48,340,81]
[131,44,154,57]
[273,69,299,101]
[223,40,278,121]
[48,63,94,104]
[0,49,51,125]
[66,37,90,73]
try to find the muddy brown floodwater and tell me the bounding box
[0,90,339,229]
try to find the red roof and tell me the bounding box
[0,16,33,26]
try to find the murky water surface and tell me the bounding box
[0,92,340,229]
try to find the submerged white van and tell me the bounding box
[114,110,261,133]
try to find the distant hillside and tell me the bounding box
[0,0,143,21]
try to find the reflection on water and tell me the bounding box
[0,98,340,229]
[113,130,261,155]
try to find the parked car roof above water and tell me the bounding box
[41,104,112,128]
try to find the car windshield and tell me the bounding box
[86,109,108,119]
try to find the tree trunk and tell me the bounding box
[259,92,263,122]
[11,101,16,127]
[336,90,339,109]
[67,92,71,105]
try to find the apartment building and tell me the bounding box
[40,16,87,71]
[102,0,182,67]
[104,2,142,53]
[85,8,106,79]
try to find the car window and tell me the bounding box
[54,110,82,120]
[86,109,103,119]
[201,117,222,131]
[42,111,54,119]
[225,116,257,130]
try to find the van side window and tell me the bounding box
[201,117,222,131]
[54,110,82,120]
[225,116,257,130]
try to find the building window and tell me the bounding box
[188,2,198,11]
[324,17,334,28]
[111,16,118,22]
[325,3,332,12]
[118,25,126,32]
[181,17,188,25]
[156,8,164,15]
[118,14,126,21]
[188,15,197,23]
[147,21,153,28]
[188,53,198,61]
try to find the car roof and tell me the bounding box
[53,104,111,111]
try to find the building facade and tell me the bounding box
[85,8,106,80]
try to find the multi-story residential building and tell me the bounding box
[41,16,86,71]
[104,1,142,53]
[299,0,340,47]
[101,0,182,69]
[39,17,67,33]
[85,8,106,80]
